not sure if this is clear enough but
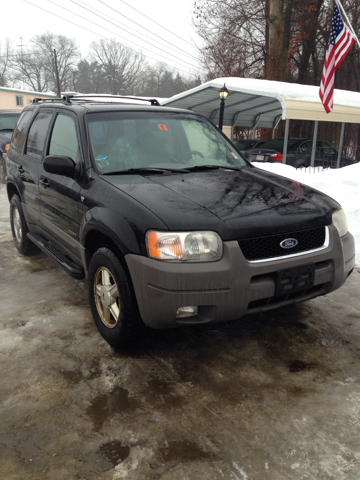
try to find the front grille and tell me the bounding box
[238,226,326,261]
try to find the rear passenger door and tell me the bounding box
[16,110,53,225]
[39,112,83,260]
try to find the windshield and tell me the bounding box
[259,139,299,150]
[234,140,262,150]
[87,111,247,174]
[0,115,20,131]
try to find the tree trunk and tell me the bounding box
[266,0,286,80]
[297,0,324,84]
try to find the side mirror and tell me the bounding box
[43,155,79,179]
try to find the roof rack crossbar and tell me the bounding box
[32,97,62,104]
[32,95,161,107]
[62,95,161,106]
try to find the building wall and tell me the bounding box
[223,125,232,139]
[0,88,56,111]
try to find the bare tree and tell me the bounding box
[194,0,328,83]
[194,0,267,79]
[13,33,79,93]
[0,39,14,87]
[89,39,147,95]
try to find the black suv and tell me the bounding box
[6,96,355,347]
[0,110,21,182]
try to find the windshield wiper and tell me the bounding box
[186,165,243,172]
[102,167,190,176]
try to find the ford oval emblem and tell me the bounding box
[280,238,298,249]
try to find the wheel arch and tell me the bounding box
[6,181,20,203]
[80,206,148,267]
[83,228,125,268]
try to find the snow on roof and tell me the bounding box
[164,77,360,107]
[162,77,360,126]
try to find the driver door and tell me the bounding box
[39,112,83,260]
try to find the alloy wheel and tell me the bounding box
[94,266,120,328]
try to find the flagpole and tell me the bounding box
[336,0,360,48]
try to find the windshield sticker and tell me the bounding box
[157,124,168,131]
[96,155,110,168]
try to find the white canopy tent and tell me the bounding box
[162,77,360,166]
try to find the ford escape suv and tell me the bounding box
[6,95,355,347]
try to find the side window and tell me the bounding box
[26,111,53,161]
[49,114,79,162]
[319,141,336,155]
[11,111,33,152]
[300,141,312,153]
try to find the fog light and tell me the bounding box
[175,306,198,319]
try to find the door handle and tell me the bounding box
[40,178,50,188]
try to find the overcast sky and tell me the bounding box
[2,0,202,77]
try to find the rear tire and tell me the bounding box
[10,195,39,255]
[88,247,141,347]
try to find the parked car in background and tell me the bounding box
[246,138,358,168]
[233,139,265,154]
[0,111,21,183]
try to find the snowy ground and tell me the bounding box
[255,162,360,266]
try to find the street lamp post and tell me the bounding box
[218,84,229,131]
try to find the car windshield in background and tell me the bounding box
[0,115,20,131]
[259,139,299,150]
[234,140,264,150]
[87,112,247,174]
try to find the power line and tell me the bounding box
[75,0,198,63]
[110,0,197,50]
[93,0,199,62]
[23,0,198,76]
[67,0,198,67]
[48,0,198,72]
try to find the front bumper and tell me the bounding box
[125,225,355,329]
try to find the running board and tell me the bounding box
[27,232,85,279]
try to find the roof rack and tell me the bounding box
[32,97,63,104]
[62,94,161,106]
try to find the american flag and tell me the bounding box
[319,1,355,113]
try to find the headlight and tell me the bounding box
[332,208,348,237]
[146,231,223,262]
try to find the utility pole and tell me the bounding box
[17,37,27,58]
[53,49,61,98]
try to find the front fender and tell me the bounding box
[80,205,168,257]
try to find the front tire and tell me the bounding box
[88,247,140,347]
[10,195,39,255]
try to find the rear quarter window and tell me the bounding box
[25,111,53,161]
[10,111,33,152]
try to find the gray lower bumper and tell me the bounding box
[125,226,355,329]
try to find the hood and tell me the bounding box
[103,167,339,240]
